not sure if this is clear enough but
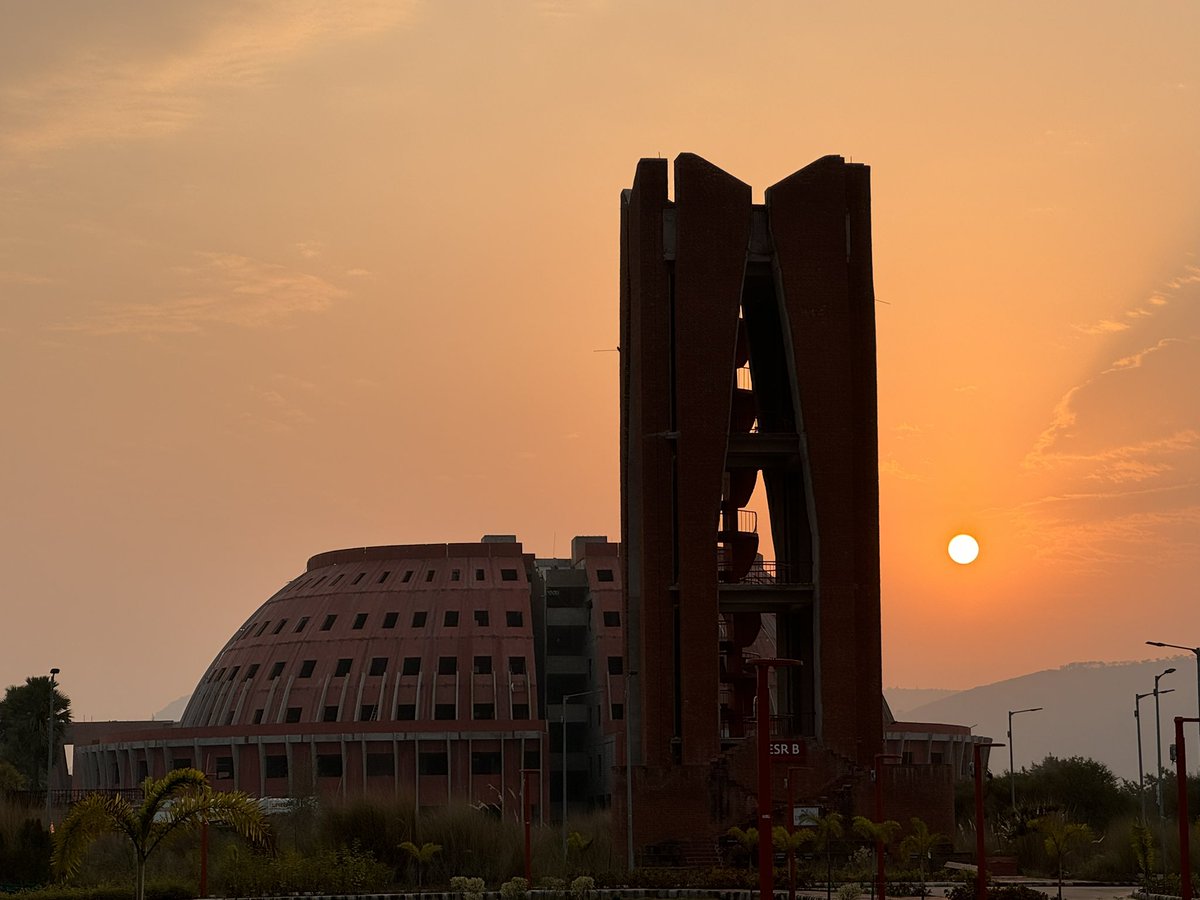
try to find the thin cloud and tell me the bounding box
[58,252,346,336]
[1074,318,1129,336]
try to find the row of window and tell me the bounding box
[240,608,529,643]
[208,653,532,685]
[288,566,528,594]
[250,701,534,725]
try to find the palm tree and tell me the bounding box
[399,840,442,887]
[774,825,810,897]
[1033,813,1093,900]
[898,818,949,898]
[803,811,845,900]
[726,826,758,870]
[53,768,269,900]
[852,816,901,898]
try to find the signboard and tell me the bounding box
[768,740,806,760]
[793,805,821,827]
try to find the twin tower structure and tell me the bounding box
[620,154,886,851]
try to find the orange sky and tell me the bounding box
[2,1,1197,721]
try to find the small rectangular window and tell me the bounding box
[369,657,388,676]
[596,568,615,582]
[366,753,394,777]
[330,574,344,586]
[438,656,457,675]
[352,572,366,585]
[473,655,493,675]
[353,612,368,630]
[253,709,264,724]
[323,705,339,722]
[215,756,234,779]
[294,616,310,633]
[360,704,378,721]
[269,661,285,680]
[500,568,519,581]
[402,570,414,583]
[412,611,428,627]
[317,754,343,778]
[321,614,337,631]
[603,611,621,627]
[506,611,523,627]
[299,659,316,678]
[245,663,260,680]
[608,656,624,675]
[335,658,351,677]
[419,751,448,775]
[513,703,530,720]
[264,755,288,779]
[475,568,485,581]
[451,569,461,581]
[402,657,421,675]
[425,569,436,582]
[254,621,270,637]
[612,703,624,720]
[508,656,526,675]
[378,570,391,584]
[382,611,399,629]
[434,704,456,720]
[444,610,460,627]
[471,751,501,774]
[523,748,540,768]
[474,609,489,626]
[313,577,325,588]
[473,703,495,721]
[226,666,240,682]
[272,619,288,634]
[285,707,301,723]
[397,703,417,720]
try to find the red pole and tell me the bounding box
[199,821,208,898]
[787,769,796,900]
[757,661,774,900]
[521,768,535,884]
[974,745,986,900]
[874,754,900,900]
[1176,718,1193,900]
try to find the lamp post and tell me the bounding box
[1135,689,1173,823]
[521,768,539,883]
[748,657,802,900]
[1153,667,1175,878]
[1006,707,1042,813]
[973,742,1004,900]
[785,765,810,900]
[874,753,901,900]
[45,667,60,823]
[560,689,601,861]
[1173,716,1200,900]
[1147,641,1200,750]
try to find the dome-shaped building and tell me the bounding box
[72,536,624,816]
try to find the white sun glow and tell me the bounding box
[948,533,980,565]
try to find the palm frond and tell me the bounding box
[53,793,132,878]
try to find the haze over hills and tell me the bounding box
[891,655,1198,783]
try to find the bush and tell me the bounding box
[218,844,391,895]
[570,875,595,898]
[500,876,529,900]
[450,875,486,900]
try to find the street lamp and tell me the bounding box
[45,667,60,823]
[560,689,601,861]
[1006,707,1042,812]
[874,753,902,900]
[1147,641,1200,748]
[1135,689,1173,823]
[973,742,1004,900]
[1153,667,1175,878]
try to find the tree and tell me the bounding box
[1033,813,1093,900]
[852,816,901,897]
[726,826,758,870]
[774,825,810,898]
[0,676,71,791]
[1129,820,1157,884]
[399,840,442,887]
[0,758,28,793]
[898,818,949,898]
[801,811,845,900]
[53,768,269,900]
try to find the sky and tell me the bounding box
[2,1,1197,722]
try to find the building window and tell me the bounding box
[313,577,325,588]
[269,661,285,680]
[438,657,457,675]
[272,619,288,634]
[321,614,337,631]
[425,569,436,582]
[402,657,421,676]
[506,611,523,627]
[523,748,540,768]
[382,611,399,629]
[369,657,388,677]
[471,751,501,774]
[474,609,489,626]
[317,754,343,778]
[500,568,519,582]
[931,751,944,765]
[397,703,417,720]
[215,756,234,779]
[412,610,428,627]
[226,666,240,682]
[608,656,624,675]
[378,570,391,584]
[473,656,493,675]
[612,703,625,720]
[352,572,366,585]
[335,658,351,677]
[603,611,621,627]
[419,751,448,775]
[299,659,316,678]
[255,621,270,637]
[173,758,192,770]
[508,656,526,675]
[294,617,310,633]
[323,705,339,722]
[264,755,288,779]
[473,703,495,720]
[285,707,302,723]
[245,663,260,679]
[451,569,461,581]
[475,568,485,581]
[353,613,368,630]
[402,570,414,583]
[366,753,394,777]
[596,568,615,582]
[513,703,530,720]
[443,610,459,627]
[360,704,378,721]
[252,709,264,724]
[330,574,344,586]
[434,703,456,720]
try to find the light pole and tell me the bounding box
[874,753,901,900]
[1173,715,1200,900]
[1153,667,1175,878]
[1147,641,1200,750]
[748,657,802,900]
[1135,689,1173,823]
[560,689,601,861]
[45,667,60,823]
[1006,707,1042,813]
[785,765,808,900]
[521,768,539,883]
[973,742,1004,900]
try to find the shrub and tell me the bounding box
[500,876,529,900]
[451,875,487,900]
[570,875,595,898]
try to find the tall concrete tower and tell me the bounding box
[619,154,882,854]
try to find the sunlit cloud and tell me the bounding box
[880,458,925,482]
[345,268,372,277]
[1103,337,1192,373]
[58,252,346,336]
[893,422,923,438]
[1074,318,1129,335]
[295,241,323,259]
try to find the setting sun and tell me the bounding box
[948,534,980,565]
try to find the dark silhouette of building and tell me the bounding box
[619,153,911,855]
